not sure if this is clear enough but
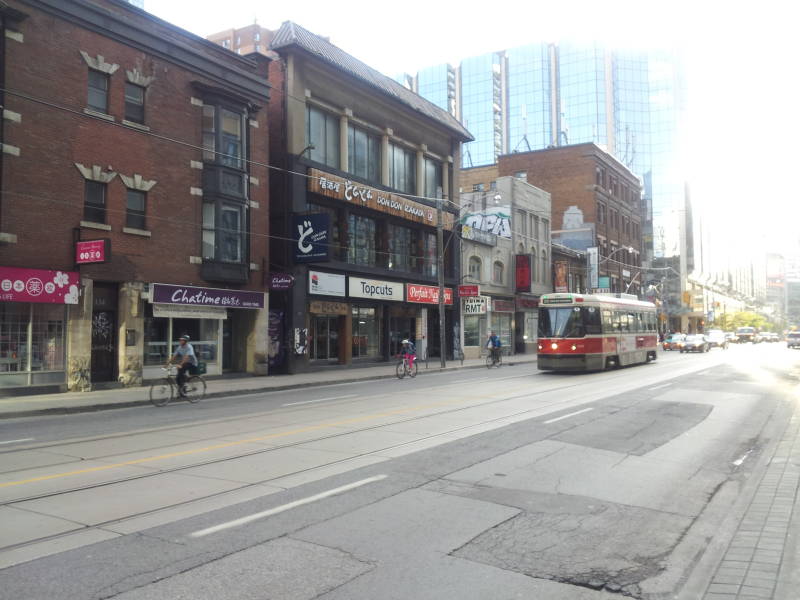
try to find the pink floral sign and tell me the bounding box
[0,266,80,304]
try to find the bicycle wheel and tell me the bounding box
[184,376,206,403]
[396,360,406,379]
[409,361,418,378]
[497,353,502,367]
[486,354,494,369]
[149,380,173,407]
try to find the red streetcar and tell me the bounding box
[537,292,658,371]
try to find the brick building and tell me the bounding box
[497,143,643,295]
[266,22,471,373]
[0,0,271,393]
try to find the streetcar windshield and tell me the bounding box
[538,307,601,338]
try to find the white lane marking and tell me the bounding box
[0,438,34,445]
[649,383,672,391]
[543,407,594,424]
[190,474,388,538]
[282,394,357,407]
[733,449,754,467]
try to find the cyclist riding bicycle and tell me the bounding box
[401,338,416,370]
[167,334,197,397]
[486,331,502,364]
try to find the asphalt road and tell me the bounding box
[1,344,798,599]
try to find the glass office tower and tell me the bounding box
[506,44,552,152]
[400,43,685,258]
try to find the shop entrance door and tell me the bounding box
[91,283,118,383]
[426,308,453,359]
[222,318,232,371]
[389,317,416,358]
[311,315,340,363]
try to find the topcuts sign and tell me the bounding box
[348,277,403,301]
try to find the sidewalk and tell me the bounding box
[0,353,538,419]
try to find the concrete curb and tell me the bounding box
[0,359,535,419]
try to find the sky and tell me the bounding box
[144,0,800,255]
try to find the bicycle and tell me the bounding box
[150,365,206,407]
[486,347,502,368]
[453,342,464,366]
[395,354,419,379]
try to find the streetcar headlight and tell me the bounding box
[538,344,543,350]
[551,343,558,350]
[571,345,577,351]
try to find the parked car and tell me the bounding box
[705,329,729,349]
[787,332,800,349]
[725,332,736,343]
[662,333,686,351]
[680,334,710,353]
[735,326,757,343]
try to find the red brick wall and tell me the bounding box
[0,0,270,291]
[498,144,642,255]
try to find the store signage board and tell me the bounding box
[76,239,110,264]
[308,168,455,230]
[268,273,295,291]
[406,284,453,305]
[493,299,515,312]
[462,296,488,315]
[460,225,497,246]
[0,266,79,304]
[293,213,330,263]
[458,284,480,297]
[516,297,539,310]
[151,283,264,309]
[309,271,345,297]
[153,304,227,320]
[554,260,568,293]
[515,254,531,293]
[349,277,403,301]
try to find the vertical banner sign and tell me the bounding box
[587,247,599,290]
[554,261,569,293]
[293,213,330,263]
[515,255,532,293]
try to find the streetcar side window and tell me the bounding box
[584,307,602,334]
[602,309,613,333]
[647,313,656,332]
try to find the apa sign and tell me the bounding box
[462,296,488,315]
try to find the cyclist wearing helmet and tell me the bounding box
[400,338,416,370]
[168,334,197,396]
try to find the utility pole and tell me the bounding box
[437,196,446,368]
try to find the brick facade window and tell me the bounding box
[126,189,146,229]
[87,70,109,113]
[124,83,145,124]
[84,181,106,223]
[493,260,504,284]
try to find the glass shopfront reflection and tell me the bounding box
[352,306,379,359]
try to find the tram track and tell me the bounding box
[0,352,728,559]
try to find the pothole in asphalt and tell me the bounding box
[451,502,691,598]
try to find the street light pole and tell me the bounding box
[437,196,446,368]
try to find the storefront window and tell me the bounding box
[423,232,437,277]
[388,224,412,272]
[144,304,168,366]
[144,305,220,367]
[352,306,379,359]
[491,312,512,348]
[0,303,66,387]
[464,315,485,346]
[348,214,376,266]
[311,315,340,361]
[524,313,538,343]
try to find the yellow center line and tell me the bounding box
[0,389,522,490]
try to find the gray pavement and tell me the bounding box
[2,345,800,599]
[0,353,536,419]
